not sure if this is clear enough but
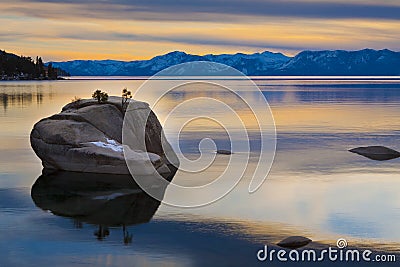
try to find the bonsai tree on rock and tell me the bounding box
[92,89,108,103]
[122,88,132,111]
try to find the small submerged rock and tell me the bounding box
[216,150,232,155]
[349,146,400,161]
[277,236,312,249]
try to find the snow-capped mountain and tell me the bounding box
[49,51,290,76]
[49,49,400,76]
[203,51,289,75]
[278,49,400,75]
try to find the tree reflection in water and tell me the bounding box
[31,168,176,244]
[0,91,44,111]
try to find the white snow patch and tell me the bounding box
[90,138,123,152]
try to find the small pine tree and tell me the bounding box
[121,88,132,111]
[92,89,108,103]
[37,57,45,77]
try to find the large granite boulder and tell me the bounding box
[30,96,178,175]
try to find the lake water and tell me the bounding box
[1,77,400,266]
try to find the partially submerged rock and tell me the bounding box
[30,96,178,175]
[216,149,232,155]
[277,236,312,249]
[349,146,400,161]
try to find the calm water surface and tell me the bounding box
[0,78,399,266]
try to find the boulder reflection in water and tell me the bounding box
[31,169,176,244]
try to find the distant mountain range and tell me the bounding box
[49,49,400,76]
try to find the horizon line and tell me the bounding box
[3,47,399,63]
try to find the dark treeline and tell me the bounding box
[0,50,70,80]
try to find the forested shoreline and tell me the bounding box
[0,50,70,80]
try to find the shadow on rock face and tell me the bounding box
[31,167,176,243]
[349,146,400,161]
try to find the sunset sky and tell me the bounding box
[1,0,400,61]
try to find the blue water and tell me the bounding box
[0,78,399,266]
